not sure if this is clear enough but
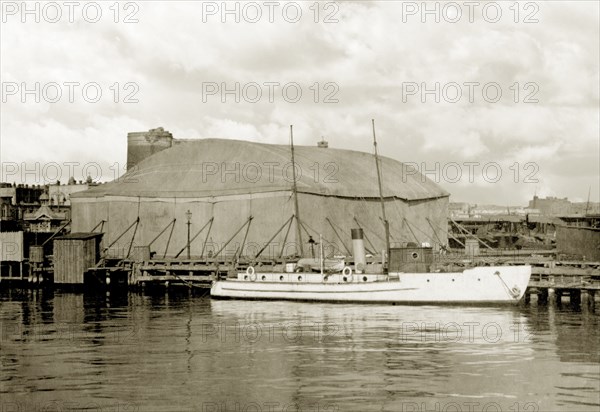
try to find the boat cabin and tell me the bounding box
[388,246,433,273]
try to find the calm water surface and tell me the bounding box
[1,289,598,412]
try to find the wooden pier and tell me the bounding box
[3,252,599,307]
[82,256,293,291]
[524,260,599,307]
[431,254,600,306]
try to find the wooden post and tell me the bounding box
[581,289,590,310]
[548,288,557,305]
[570,289,581,306]
[538,288,548,304]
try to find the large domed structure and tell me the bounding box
[71,129,449,259]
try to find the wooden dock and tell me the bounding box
[432,255,600,306]
[524,260,599,307]
[3,254,599,307]
[82,257,289,290]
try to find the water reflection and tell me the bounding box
[1,291,598,412]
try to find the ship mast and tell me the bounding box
[372,119,390,263]
[290,125,304,256]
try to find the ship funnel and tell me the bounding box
[351,228,366,273]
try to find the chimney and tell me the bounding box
[351,228,367,273]
[127,127,174,170]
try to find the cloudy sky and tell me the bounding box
[1,0,598,205]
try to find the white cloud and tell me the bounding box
[1,0,598,205]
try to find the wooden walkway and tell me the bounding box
[4,255,600,307]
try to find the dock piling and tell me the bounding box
[569,289,581,306]
[548,288,556,305]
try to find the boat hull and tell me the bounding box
[210,265,532,304]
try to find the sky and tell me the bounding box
[1,0,598,205]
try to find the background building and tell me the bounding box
[71,128,450,259]
[48,177,96,206]
[528,195,600,216]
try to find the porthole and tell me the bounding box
[412,252,419,259]
[244,275,248,280]
[261,276,266,281]
[297,276,302,281]
[279,275,284,281]
[362,276,368,282]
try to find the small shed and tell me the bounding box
[53,232,103,284]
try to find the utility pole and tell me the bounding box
[186,210,192,259]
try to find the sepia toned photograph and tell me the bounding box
[1,1,599,411]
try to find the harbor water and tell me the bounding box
[1,290,598,412]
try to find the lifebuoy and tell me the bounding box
[342,266,353,282]
[246,266,257,281]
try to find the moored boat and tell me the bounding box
[210,269,531,304]
[211,121,531,304]
[211,228,531,304]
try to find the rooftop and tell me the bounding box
[73,139,449,201]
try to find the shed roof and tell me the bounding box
[56,232,104,240]
[23,205,66,221]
